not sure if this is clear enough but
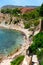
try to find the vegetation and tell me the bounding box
[0,5,40,27]
[36,49,43,65]
[12,8,21,16]
[1,8,21,16]
[22,7,40,29]
[29,32,43,54]
[23,4,43,29]
[39,4,43,17]
[24,19,39,29]
[12,17,20,24]
[22,8,40,21]
[1,3,43,65]
[11,55,24,65]
[1,8,12,14]
[28,32,43,65]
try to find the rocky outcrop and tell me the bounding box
[32,55,39,65]
[22,55,32,65]
[0,13,10,24]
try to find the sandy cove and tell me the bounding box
[0,24,32,65]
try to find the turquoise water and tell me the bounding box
[0,28,24,56]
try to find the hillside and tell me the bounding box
[1,5,23,9]
[1,5,38,9]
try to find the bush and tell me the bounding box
[36,49,43,65]
[29,43,37,54]
[40,59,43,65]
[24,22,30,29]
[1,8,21,16]
[39,4,43,17]
[29,28,34,31]
[11,55,24,65]
[36,49,43,59]
[24,19,39,29]
[29,32,43,54]
[13,18,19,24]
[28,32,43,64]
[33,19,39,26]
[1,8,12,14]
[22,8,39,21]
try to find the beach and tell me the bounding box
[0,23,32,65]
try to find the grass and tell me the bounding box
[11,55,24,65]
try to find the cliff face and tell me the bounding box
[0,13,20,24]
[0,13,10,24]
[0,13,4,22]
[0,7,34,23]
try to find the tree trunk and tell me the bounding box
[40,19,43,32]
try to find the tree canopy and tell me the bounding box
[1,8,21,16]
[39,3,43,17]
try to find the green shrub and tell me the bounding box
[1,8,12,14]
[40,59,43,65]
[36,49,43,58]
[29,32,43,54]
[11,55,24,65]
[29,28,34,31]
[36,49,43,65]
[24,22,30,29]
[33,19,39,26]
[22,7,39,21]
[24,19,39,29]
[28,32,43,65]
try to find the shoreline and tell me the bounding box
[0,24,32,65]
[0,24,27,57]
